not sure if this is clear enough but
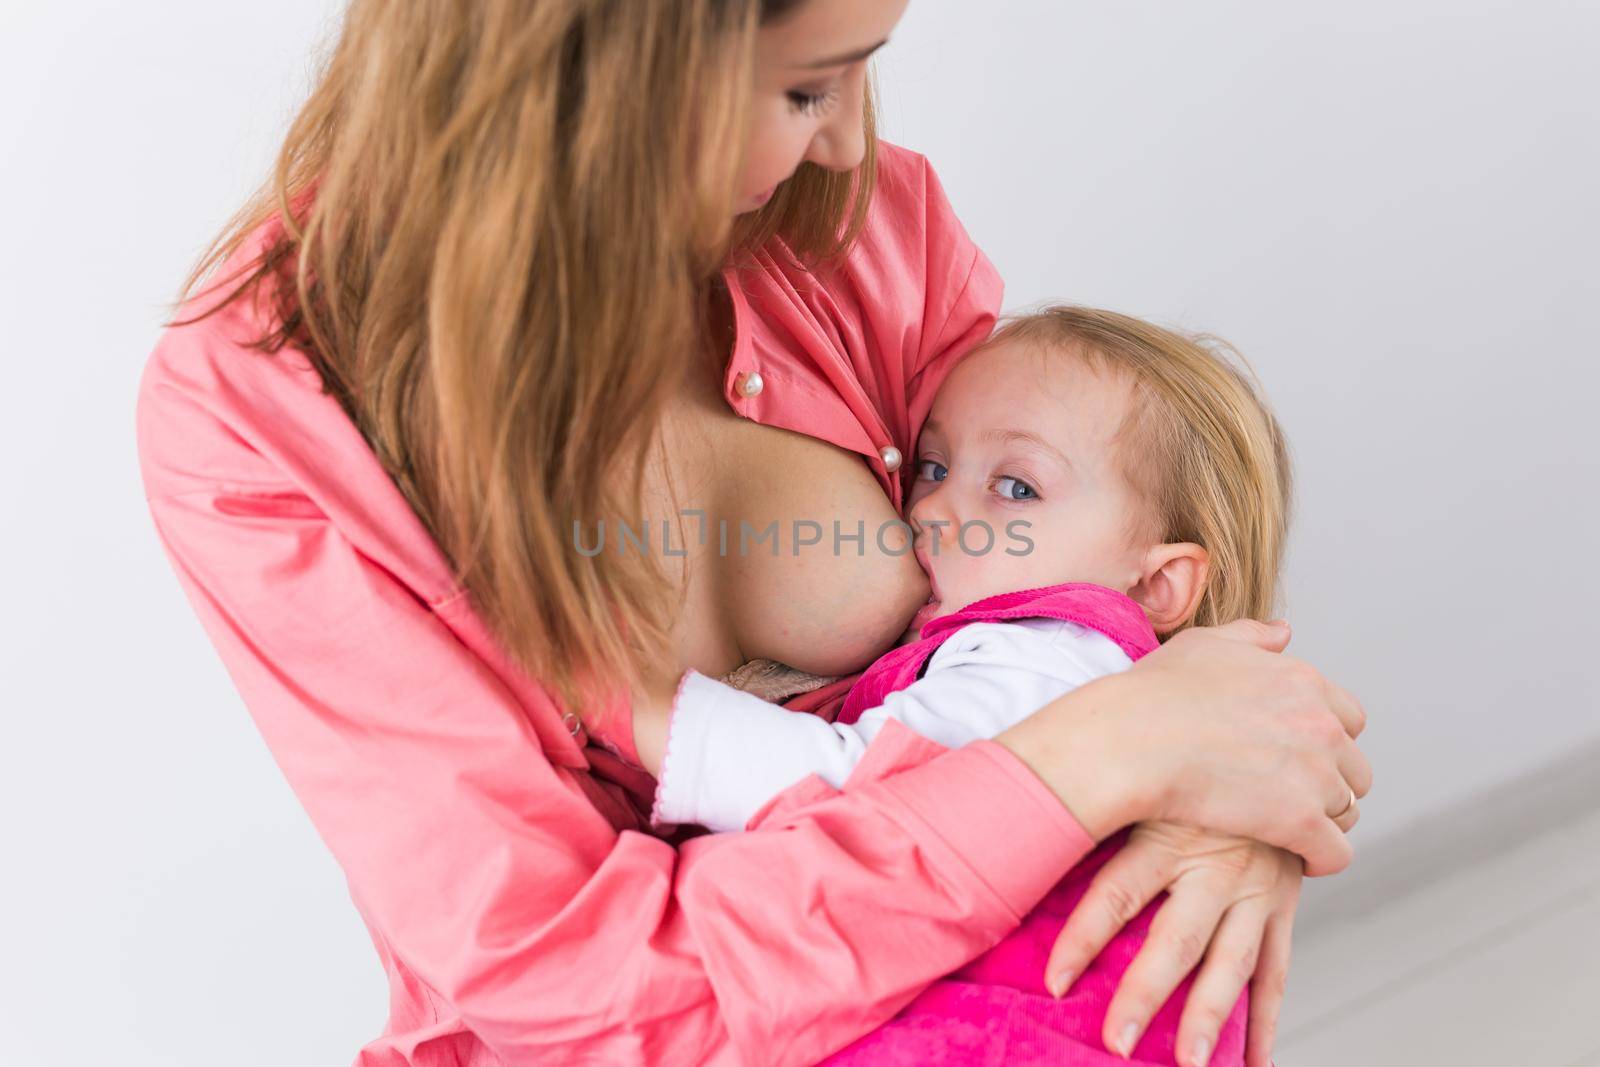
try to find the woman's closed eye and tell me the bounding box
[787,84,841,116]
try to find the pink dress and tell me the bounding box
[797,583,1251,1066]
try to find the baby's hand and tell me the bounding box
[1046,821,1303,1067]
[718,658,841,704]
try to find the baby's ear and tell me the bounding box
[1127,543,1209,634]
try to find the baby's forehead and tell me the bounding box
[953,335,1125,386]
[930,339,1138,447]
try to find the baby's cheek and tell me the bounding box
[986,531,1049,586]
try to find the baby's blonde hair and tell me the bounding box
[989,305,1292,633]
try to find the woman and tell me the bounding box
[136,2,1370,1065]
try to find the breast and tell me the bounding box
[647,381,930,681]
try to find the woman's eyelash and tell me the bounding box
[787,86,840,116]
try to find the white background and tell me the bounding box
[2,2,1595,1064]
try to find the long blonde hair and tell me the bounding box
[991,306,1293,632]
[165,0,878,717]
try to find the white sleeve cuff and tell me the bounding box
[650,669,872,832]
[649,670,725,830]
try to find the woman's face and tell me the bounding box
[736,0,909,214]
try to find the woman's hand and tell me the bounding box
[1045,823,1305,1067]
[993,618,1371,876]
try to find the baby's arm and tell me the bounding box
[651,619,1133,833]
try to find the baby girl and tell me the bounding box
[639,305,1291,1066]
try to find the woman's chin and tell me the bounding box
[735,184,779,215]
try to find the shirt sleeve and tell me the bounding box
[652,620,1132,833]
[140,464,1097,1066]
[903,149,1006,441]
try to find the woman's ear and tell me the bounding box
[1127,543,1209,634]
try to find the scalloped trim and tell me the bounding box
[647,669,700,830]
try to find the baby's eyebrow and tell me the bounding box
[982,428,1074,470]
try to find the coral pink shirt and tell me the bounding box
[136,142,1096,1067]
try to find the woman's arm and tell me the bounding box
[994,619,1370,875]
[141,476,1097,1067]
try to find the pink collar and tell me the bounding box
[838,583,1159,725]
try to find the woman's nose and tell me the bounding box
[805,124,865,174]
[804,81,867,173]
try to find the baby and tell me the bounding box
[644,305,1291,1066]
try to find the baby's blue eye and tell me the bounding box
[997,476,1037,501]
[917,460,947,482]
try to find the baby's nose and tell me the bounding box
[910,483,959,526]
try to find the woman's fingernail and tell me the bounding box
[1118,1022,1140,1056]
[1192,1036,1212,1067]
[1047,969,1072,998]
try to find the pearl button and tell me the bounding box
[736,371,764,398]
[879,445,903,472]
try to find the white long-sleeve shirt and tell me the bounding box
[652,618,1136,832]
